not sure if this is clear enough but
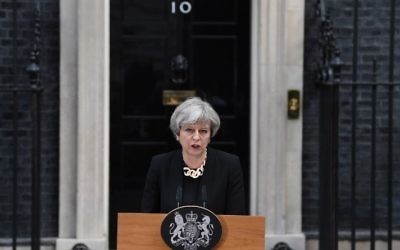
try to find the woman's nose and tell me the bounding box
[193,130,200,139]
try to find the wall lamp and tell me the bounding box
[287,89,300,119]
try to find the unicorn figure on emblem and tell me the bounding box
[196,215,214,246]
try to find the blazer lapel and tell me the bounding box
[170,150,183,199]
[200,147,216,198]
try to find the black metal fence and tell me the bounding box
[0,85,42,250]
[0,1,42,250]
[317,0,399,249]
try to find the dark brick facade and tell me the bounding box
[0,0,59,240]
[303,0,400,238]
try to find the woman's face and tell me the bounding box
[177,121,211,158]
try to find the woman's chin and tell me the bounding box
[187,147,203,156]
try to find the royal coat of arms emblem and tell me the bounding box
[161,206,222,250]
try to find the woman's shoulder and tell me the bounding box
[148,150,180,175]
[151,149,180,162]
[208,147,240,162]
[208,148,243,178]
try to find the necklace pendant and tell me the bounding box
[182,150,207,179]
[183,165,204,178]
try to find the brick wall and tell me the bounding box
[0,0,59,239]
[303,0,400,237]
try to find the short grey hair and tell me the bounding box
[169,97,221,137]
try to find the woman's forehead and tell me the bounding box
[181,121,211,128]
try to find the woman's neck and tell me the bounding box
[182,151,207,169]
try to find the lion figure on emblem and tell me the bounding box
[170,212,185,244]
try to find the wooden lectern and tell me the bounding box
[117,213,265,249]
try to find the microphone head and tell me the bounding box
[202,185,207,202]
[176,185,182,202]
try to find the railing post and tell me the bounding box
[26,1,41,250]
[11,0,18,249]
[317,51,343,250]
[316,1,343,249]
[318,81,338,250]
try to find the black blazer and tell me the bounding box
[141,147,246,215]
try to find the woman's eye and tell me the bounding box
[200,130,209,134]
[185,128,193,133]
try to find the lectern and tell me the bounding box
[117,213,265,249]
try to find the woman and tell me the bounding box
[141,97,246,215]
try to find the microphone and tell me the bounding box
[176,185,182,208]
[201,185,207,208]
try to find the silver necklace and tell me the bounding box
[183,151,207,179]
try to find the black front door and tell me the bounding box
[110,0,250,248]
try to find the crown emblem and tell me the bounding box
[185,211,198,222]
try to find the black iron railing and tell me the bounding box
[316,0,399,250]
[0,1,42,250]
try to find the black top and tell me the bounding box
[141,147,246,215]
[182,172,202,205]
